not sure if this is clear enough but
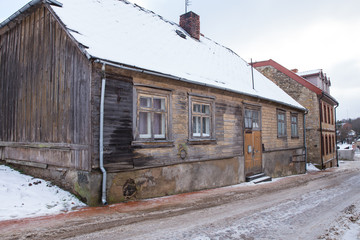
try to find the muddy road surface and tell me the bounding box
[1,160,360,240]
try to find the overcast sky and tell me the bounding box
[1,0,359,120]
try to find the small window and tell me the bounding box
[189,95,215,140]
[291,114,298,138]
[136,91,169,141]
[245,108,261,130]
[277,110,286,138]
[192,103,211,138]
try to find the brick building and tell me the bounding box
[253,60,339,169]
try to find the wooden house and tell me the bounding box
[0,0,306,205]
[253,60,339,169]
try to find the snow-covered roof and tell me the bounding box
[49,0,304,110]
[298,69,322,77]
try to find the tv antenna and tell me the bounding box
[185,0,191,13]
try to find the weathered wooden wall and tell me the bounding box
[91,66,243,172]
[90,64,305,175]
[91,69,134,172]
[0,5,91,170]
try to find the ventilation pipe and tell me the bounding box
[100,63,108,205]
[334,103,339,167]
[319,93,325,170]
[303,109,308,171]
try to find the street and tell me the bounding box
[1,159,360,240]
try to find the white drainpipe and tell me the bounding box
[100,63,107,205]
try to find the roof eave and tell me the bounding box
[93,58,307,112]
[253,59,323,95]
[0,0,62,32]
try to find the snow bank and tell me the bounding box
[0,165,86,221]
[307,163,320,172]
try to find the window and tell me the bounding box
[192,103,211,137]
[277,110,286,137]
[135,88,170,141]
[245,108,261,130]
[291,114,298,137]
[189,95,215,140]
[325,135,328,155]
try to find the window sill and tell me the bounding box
[131,140,174,149]
[187,138,217,145]
[291,136,300,139]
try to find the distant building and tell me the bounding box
[253,60,339,169]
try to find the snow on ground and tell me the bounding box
[319,202,360,240]
[0,165,86,221]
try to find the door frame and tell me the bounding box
[243,104,263,176]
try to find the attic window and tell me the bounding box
[176,30,187,39]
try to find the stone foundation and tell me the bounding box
[4,156,244,206]
[263,148,306,178]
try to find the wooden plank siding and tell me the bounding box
[0,5,91,170]
[91,69,134,171]
[91,64,245,172]
[90,63,305,173]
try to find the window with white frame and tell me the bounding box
[291,113,298,137]
[277,110,286,137]
[189,95,214,140]
[137,91,169,140]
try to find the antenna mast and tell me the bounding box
[185,0,191,13]
[251,58,255,90]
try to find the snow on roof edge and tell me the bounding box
[95,58,306,112]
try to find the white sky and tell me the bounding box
[1,0,359,120]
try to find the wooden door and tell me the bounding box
[244,130,262,176]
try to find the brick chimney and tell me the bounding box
[291,69,299,73]
[180,11,200,40]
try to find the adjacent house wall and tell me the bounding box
[255,65,321,166]
[0,5,93,203]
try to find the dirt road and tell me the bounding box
[1,160,360,240]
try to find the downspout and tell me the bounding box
[100,63,108,205]
[334,103,339,167]
[303,109,309,171]
[319,93,325,170]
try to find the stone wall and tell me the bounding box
[107,156,244,204]
[256,65,321,165]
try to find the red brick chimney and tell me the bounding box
[180,11,200,40]
[291,69,299,73]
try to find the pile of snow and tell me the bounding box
[0,165,86,221]
[307,163,320,172]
